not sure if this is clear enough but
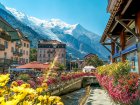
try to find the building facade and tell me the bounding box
[37,40,66,65]
[11,29,30,65]
[100,0,140,74]
[0,17,30,71]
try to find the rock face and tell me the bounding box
[0,3,109,59]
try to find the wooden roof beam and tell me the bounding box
[102,44,111,53]
[102,43,112,45]
[115,16,139,39]
[121,0,133,15]
[106,33,121,47]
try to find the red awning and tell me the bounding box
[16,61,49,70]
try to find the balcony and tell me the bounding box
[0,31,11,41]
[15,42,22,48]
[0,44,5,51]
[107,0,118,13]
[0,58,12,67]
[13,51,23,56]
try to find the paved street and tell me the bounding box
[85,87,117,105]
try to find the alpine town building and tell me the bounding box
[37,40,66,65]
[100,0,140,74]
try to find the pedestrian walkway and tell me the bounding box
[85,87,117,105]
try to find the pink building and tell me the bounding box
[37,40,66,65]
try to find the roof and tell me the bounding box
[39,40,65,45]
[16,29,30,42]
[100,0,123,43]
[16,61,49,70]
[100,0,139,43]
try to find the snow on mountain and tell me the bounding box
[0,3,109,59]
[6,7,77,35]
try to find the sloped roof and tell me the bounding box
[100,0,123,43]
[16,61,49,70]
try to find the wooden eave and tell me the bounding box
[100,0,136,43]
[100,0,123,43]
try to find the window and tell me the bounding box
[4,52,7,59]
[27,44,29,48]
[20,49,22,53]
[24,43,26,47]
[62,54,64,57]
[26,59,28,63]
[48,54,50,57]
[126,51,138,73]
[40,54,42,57]
[23,50,25,55]
[4,41,8,49]
[11,47,14,52]
[26,51,28,55]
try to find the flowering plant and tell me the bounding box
[96,61,140,104]
[0,74,64,105]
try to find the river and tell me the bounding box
[61,85,116,105]
[61,88,85,105]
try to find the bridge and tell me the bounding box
[47,76,98,96]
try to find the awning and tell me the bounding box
[16,61,49,70]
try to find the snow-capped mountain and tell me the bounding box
[0,3,109,59]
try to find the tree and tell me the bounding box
[85,55,103,67]
[56,63,66,72]
[30,48,37,62]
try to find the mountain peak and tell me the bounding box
[6,7,27,21]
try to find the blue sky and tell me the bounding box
[1,0,110,35]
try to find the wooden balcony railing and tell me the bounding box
[0,31,11,41]
[13,51,23,56]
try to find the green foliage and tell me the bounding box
[30,48,37,61]
[17,74,30,82]
[85,55,103,67]
[73,68,79,72]
[97,61,131,82]
[57,63,66,72]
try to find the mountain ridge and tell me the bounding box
[0,3,109,59]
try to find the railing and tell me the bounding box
[13,51,23,56]
[0,32,11,41]
[0,58,12,67]
[0,44,5,51]
[15,42,22,48]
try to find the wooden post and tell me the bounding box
[120,31,125,62]
[135,10,140,75]
[135,11,140,35]
[111,42,115,63]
